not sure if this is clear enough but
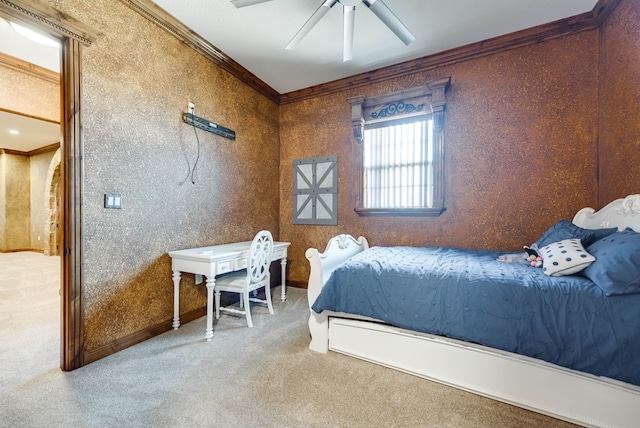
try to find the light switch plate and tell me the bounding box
[105,193,122,209]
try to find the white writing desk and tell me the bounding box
[169,241,290,340]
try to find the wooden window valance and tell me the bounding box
[347,76,451,143]
[348,77,451,216]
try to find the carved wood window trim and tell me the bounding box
[348,76,451,217]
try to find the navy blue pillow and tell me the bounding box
[583,228,640,296]
[534,220,618,249]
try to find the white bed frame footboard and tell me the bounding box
[306,234,370,353]
[305,195,640,428]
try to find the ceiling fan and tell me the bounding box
[231,0,415,62]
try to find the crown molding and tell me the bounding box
[280,0,618,105]
[116,0,619,106]
[119,0,280,104]
[0,0,101,45]
[0,51,59,83]
[1,142,59,156]
[591,0,622,26]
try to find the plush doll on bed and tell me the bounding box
[524,246,543,268]
[496,245,543,265]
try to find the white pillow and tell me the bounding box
[540,238,595,277]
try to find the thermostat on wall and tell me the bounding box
[104,193,122,209]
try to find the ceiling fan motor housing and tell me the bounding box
[340,0,363,6]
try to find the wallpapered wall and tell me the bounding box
[0,60,59,122]
[279,31,601,286]
[0,154,30,251]
[44,0,280,353]
[598,0,640,204]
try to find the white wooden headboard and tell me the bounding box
[572,194,640,232]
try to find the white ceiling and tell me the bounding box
[0,0,599,151]
[0,110,60,152]
[152,0,599,94]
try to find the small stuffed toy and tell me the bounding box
[524,246,543,268]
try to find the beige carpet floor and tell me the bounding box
[0,251,577,427]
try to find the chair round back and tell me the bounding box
[248,230,273,283]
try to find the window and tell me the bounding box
[363,118,433,209]
[348,77,450,216]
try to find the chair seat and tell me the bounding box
[215,270,266,293]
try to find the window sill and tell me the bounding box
[354,207,446,217]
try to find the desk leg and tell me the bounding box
[205,277,215,341]
[280,257,287,302]
[172,270,181,329]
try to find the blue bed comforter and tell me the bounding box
[311,246,640,386]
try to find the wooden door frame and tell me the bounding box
[59,36,84,370]
[0,0,100,370]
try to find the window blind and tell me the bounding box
[363,119,433,209]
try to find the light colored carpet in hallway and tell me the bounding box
[0,251,576,427]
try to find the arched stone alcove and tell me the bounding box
[43,148,60,256]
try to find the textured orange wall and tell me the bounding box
[0,62,59,122]
[1,153,30,251]
[598,0,640,204]
[280,31,600,285]
[46,0,280,353]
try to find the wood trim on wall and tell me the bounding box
[592,0,622,26]
[1,142,59,156]
[119,0,280,104]
[83,307,206,365]
[60,36,84,371]
[280,8,604,104]
[0,0,101,45]
[0,51,59,84]
[26,142,60,156]
[0,107,59,124]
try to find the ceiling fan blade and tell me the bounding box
[231,0,273,8]
[343,5,355,62]
[286,0,339,50]
[363,0,415,46]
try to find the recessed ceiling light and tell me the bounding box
[9,130,19,135]
[10,22,60,48]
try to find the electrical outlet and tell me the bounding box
[188,102,195,115]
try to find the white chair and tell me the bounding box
[214,230,274,327]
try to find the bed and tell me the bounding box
[305,194,640,428]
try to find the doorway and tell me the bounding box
[0,20,62,375]
[0,0,100,370]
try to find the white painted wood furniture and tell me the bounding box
[214,230,274,328]
[169,238,290,340]
[305,194,640,428]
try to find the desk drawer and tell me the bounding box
[234,257,248,270]
[273,249,286,260]
[217,260,233,274]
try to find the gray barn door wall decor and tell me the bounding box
[293,156,338,225]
